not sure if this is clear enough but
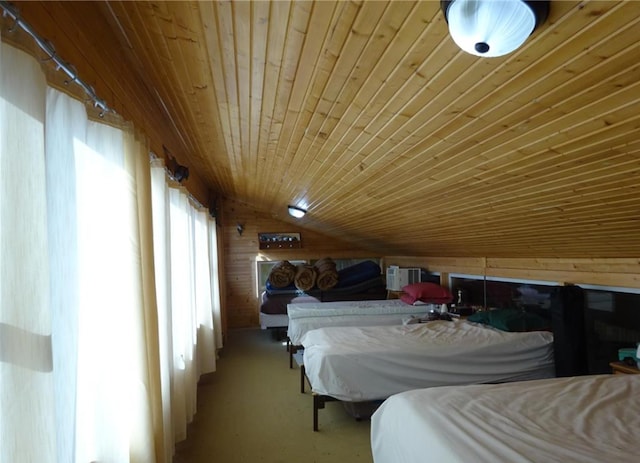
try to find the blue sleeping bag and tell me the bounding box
[334,260,382,288]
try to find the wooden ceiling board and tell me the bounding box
[264,1,337,205]
[260,0,316,205]
[197,1,239,193]
[10,0,640,258]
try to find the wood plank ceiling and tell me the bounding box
[11,1,640,258]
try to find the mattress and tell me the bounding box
[265,275,385,298]
[371,374,640,463]
[260,291,319,315]
[259,312,289,330]
[287,299,435,345]
[301,320,554,401]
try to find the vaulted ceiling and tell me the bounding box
[11,1,640,258]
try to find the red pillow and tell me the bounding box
[400,293,416,305]
[401,282,453,304]
[399,293,432,305]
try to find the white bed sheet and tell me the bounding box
[301,320,554,401]
[371,374,640,463]
[287,299,434,345]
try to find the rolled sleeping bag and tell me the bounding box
[314,257,338,291]
[294,264,317,292]
[267,260,296,288]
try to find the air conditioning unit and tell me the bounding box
[386,266,421,291]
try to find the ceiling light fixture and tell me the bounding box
[288,205,306,218]
[441,0,549,58]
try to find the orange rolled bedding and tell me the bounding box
[294,264,317,292]
[268,260,296,288]
[314,257,339,291]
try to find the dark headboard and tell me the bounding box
[550,285,588,377]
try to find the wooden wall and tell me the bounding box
[220,198,381,329]
[384,256,640,291]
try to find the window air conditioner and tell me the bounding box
[386,266,421,291]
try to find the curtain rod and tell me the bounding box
[0,0,110,116]
[1,2,210,216]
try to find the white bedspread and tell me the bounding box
[371,374,640,463]
[301,320,554,401]
[287,299,434,345]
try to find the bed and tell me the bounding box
[301,318,555,430]
[286,298,438,366]
[370,374,639,463]
[259,293,320,329]
[259,259,388,330]
[259,277,387,329]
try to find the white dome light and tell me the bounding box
[442,0,549,58]
[288,205,306,218]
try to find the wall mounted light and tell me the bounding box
[441,0,549,57]
[288,205,306,218]
[236,223,244,236]
[163,145,190,183]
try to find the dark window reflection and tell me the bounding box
[584,288,640,374]
[451,277,554,311]
[451,276,640,374]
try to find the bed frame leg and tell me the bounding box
[300,365,306,393]
[289,344,297,369]
[313,394,324,432]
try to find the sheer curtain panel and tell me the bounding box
[46,87,160,462]
[1,38,57,463]
[150,163,219,445]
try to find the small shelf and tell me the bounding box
[259,241,302,250]
[258,232,302,250]
[610,361,640,375]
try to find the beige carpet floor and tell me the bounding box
[173,328,373,463]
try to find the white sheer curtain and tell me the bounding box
[1,36,221,463]
[1,37,57,463]
[150,161,219,446]
[45,82,159,463]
